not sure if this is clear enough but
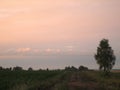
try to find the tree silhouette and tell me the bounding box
[95,39,116,74]
[28,67,33,71]
[13,66,23,71]
[79,65,88,71]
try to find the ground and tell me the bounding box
[0,70,120,90]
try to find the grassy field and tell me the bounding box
[0,70,120,90]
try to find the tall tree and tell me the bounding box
[95,39,116,74]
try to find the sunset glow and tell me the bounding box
[0,0,120,69]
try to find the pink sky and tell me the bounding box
[0,0,120,55]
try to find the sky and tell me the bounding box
[0,0,120,69]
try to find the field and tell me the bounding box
[0,70,120,90]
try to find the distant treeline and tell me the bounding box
[0,65,89,71]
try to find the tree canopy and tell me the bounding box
[95,39,116,74]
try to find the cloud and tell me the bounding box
[16,48,31,53]
[33,49,40,53]
[64,46,74,52]
[56,49,61,53]
[0,47,62,56]
[45,48,61,54]
[0,48,17,56]
[0,48,33,56]
[45,48,52,53]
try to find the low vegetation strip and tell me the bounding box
[0,70,64,90]
[0,70,120,90]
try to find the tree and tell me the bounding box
[0,66,3,70]
[95,39,116,74]
[79,65,88,71]
[65,66,78,71]
[13,66,23,71]
[28,67,33,71]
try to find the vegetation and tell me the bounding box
[95,39,116,75]
[0,66,120,90]
[0,68,64,90]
